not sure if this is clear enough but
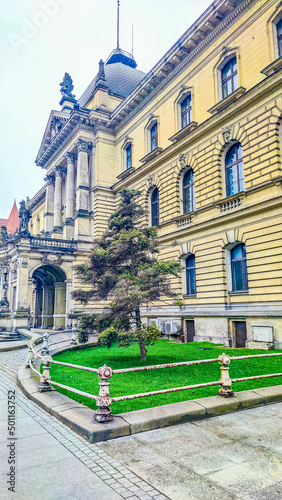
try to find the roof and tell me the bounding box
[0,202,19,234]
[78,49,146,107]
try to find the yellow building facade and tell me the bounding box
[1,0,281,348]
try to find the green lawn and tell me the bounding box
[50,340,282,414]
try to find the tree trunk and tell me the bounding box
[138,338,147,361]
[136,307,147,360]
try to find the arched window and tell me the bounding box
[151,187,159,226]
[225,143,244,196]
[124,143,132,170]
[221,56,238,98]
[231,243,248,292]
[186,254,196,295]
[277,19,282,57]
[181,95,192,128]
[183,169,195,213]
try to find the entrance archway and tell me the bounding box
[32,265,66,329]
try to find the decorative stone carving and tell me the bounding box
[50,117,63,138]
[60,72,75,100]
[222,125,233,143]
[147,174,154,187]
[179,153,188,169]
[41,253,63,266]
[64,152,76,164]
[76,139,89,153]
[44,174,54,185]
[54,166,63,177]
[19,200,31,234]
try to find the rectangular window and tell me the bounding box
[150,123,158,151]
[186,255,196,295]
[181,95,192,128]
[277,19,282,57]
[125,144,132,170]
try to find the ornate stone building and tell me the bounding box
[0,0,282,348]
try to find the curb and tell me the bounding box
[0,330,43,352]
[17,346,282,443]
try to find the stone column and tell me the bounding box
[53,167,63,232]
[44,175,55,233]
[75,139,90,216]
[65,153,76,221]
[63,153,76,239]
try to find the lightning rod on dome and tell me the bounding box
[117,0,120,49]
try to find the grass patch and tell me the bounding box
[50,340,282,414]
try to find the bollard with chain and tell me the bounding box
[38,353,53,392]
[218,353,234,397]
[25,341,35,368]
[94,364,113,422]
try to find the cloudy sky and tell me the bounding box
[0,0,212,218]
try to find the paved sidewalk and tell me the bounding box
[1,335,282,499]
[0,345,168,500]
[100,403,282,499]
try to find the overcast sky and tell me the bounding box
[0,0,212,218]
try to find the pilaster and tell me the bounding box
[44,174,55,233]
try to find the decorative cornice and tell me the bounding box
[261,56,282,76]
[140,147,163,164]
[111,0,255,128]
[169,121,198,143]
[208,87,246,114]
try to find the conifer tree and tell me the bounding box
[73,189,182,360]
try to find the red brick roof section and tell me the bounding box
[0,202,19,234]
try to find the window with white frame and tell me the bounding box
[230,243,248,292]
[221,56,238,99]
[148,121,158,152]
[225,142,244,196]
[182,168,195,213]
[123,142,132,170]
[182,254,196,296]
[180,94,192,129]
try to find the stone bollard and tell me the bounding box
[218,353,234,397]
[25,341,35,368]
[38,353,53,392]
[71,326,78,345]
[41,333,50,354]
[94,364,113,423]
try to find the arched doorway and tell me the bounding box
[32,265,66,329]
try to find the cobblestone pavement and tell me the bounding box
[0,336,169,500]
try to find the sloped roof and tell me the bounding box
[0,202,19,234]
[78,59,146,107]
